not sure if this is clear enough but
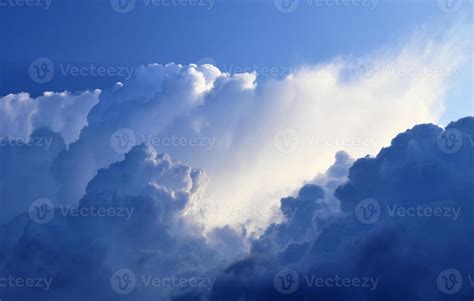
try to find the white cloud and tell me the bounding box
[1,21,468,231]
[0,90,100,145]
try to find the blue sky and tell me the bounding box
[1,0,469,106]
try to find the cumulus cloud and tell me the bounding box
[203,117,474,301]
[0,144,237,300]
[43,21,471,231]
[0,17,471,301]
[0,90,100,145]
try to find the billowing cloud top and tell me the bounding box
[0,20,472,301]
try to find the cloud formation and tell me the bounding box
[201,117,474,301]
[43,21,472,230]
[0,19,472,301]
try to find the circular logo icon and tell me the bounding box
[274,268,299,294]
[354,59,379,83]
[195,57,217,67]
[110,268,137,295]
[437,128,462,154]
[437,0,463,13]
[110,0,136,13]
[28,198,55,224]
[273,0,299,13]
[437,268,462,294]
[29,58,54,84]
[273,128,299,154]
[355,198,381,224]
[110,128,137,154]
